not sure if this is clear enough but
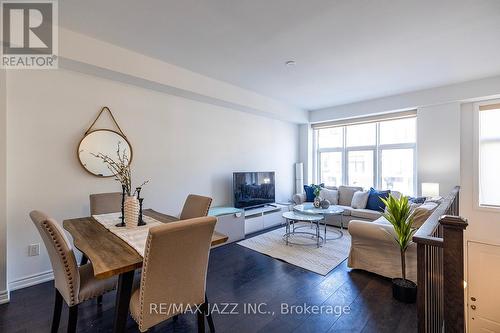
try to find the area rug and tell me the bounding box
[237,225,351,275]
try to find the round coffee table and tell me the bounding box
[293,203,345,240]
[282,211,325,248]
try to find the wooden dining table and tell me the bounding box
[63,209,228,333]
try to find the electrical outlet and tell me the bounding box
[28,243,40,257]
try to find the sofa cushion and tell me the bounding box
[338,186,363,206]
[424,197,443,204]
[351,190,370,209]
[371,216,391,225]
[303,184,324,202]
[336,205,352,216]
[412,202,439,228]
[292,193,307,205]
[320,188,338,205]
[351,208,383,220]
[366,188,390,212]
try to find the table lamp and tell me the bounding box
[422,183,440,198]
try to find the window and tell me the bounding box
[379,118,416,144]
[318,127,343,148]
[348,150,374,189]
[380,148,414,194]
[478,105,500,207]
[319,151,342,187]
[315,116,416,195]
[346,123,376,147]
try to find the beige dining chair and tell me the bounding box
[89,192,122,215]
[30,210,117,333]
[179,194,213,220]
[82,192,122,267]
[87,192,122,305]
[129,216,217,332]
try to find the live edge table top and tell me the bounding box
[63,209,228,279]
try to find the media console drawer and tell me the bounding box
[209,207,245,246]
[245,215,264,234]
[243,204,289,235]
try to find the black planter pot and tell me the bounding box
[392,278,417,303]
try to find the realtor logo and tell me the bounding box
[1,0,58,69]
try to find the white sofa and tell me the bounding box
[348,201,438,282]
[293,185,438,282]
[292,185,393,227]
[348,216,418,282]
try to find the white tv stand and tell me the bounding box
[244,203,290,235]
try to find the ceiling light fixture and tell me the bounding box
[285,60,296,67]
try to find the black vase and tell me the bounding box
[392,278,417,303]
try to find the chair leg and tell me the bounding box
[197,309,205,333]
[68,305,78,333]
[51,289,63,333]
[204,294,215,333]
[80,254,88,266]
[96,295,103,305]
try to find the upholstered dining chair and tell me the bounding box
[129,216,217,333]
[83,192,122,266]
[82,192,122,305]
[30,210,117,333]
[179,194,213,220]
[89,192,122,215]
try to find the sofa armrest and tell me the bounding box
[292,193,306,205]
[347,219,417,281]
[348,219,395,243]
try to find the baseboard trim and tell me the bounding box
[0,289,10,304]
[8,270,54,291]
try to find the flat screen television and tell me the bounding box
[233,172,275,209]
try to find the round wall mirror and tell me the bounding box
[77,129,133,177]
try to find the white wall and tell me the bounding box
[59,28,308,124]
[5,69,299,286]
[310,74,500,123]
[460,103,500,246]
[0,69,8,303]
[417,102,461,196]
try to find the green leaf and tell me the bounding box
[381,194,416,253]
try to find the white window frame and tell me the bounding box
[473,99,500,212]
[316,126,346,187]
[314,118,417,194]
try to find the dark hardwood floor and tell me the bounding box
[0,230,417,333]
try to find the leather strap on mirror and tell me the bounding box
[84,107,127,138]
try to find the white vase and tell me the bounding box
[124,195,139,228]
[313,196,321,208]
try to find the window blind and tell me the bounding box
[311,109,417,129]
[479,103,500,111]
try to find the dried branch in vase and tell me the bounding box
[91,142,149,196]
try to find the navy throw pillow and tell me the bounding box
[366,188,390,212]
[408,196,426,204]
[303,184,324,202]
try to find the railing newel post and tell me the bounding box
[440,215,468,333]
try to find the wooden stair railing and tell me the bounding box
[413,186,468,333]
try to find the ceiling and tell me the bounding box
[60,0,500,111]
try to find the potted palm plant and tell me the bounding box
[380,194,417,303]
